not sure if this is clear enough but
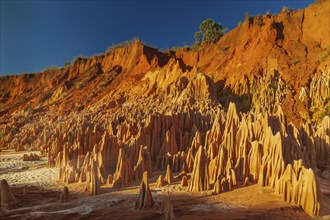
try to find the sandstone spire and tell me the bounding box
[0,179,16,210]
[187,146,209,191]
[135,171,154,210]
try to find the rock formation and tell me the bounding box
[0,1,329,217]
[160,192,175,220]
[164,165,174,184]
[180,176,188,187]
[155,175,165,188]
[0,179,16,210]
[188,146,209,192]
[23,153,40,161]
[60,186,70,203]
[135,171,154,210]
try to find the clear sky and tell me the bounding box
[0,0,315,75]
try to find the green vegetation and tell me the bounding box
[97,81,108,89]
[168,46,181,52]
[64,62,71,68]
[76,82,84,89]
[318,46,330,61]
[72,55,85,64]
[106,38,139,53]
[256,16,264,27]
[244,12,251,20]
[194,18,225,46]
[218,45,230,53]
[319,103,330,119]
[10,126,19,135]
[43,66,60,72]
[0,131,6,139]
[290,58,300,65]
[281,6,293,13]
[192,42,201,51]
[83,66,92,73]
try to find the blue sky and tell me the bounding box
[0,0,314,75]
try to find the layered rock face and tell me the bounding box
[0,1,329,217]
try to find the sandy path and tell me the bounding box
[0,150,60,189]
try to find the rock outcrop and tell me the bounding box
[135,171,154,210]
[60,186,70,203]
[0,179,16,210]
[0,1,329,217]
[188,146,209,192]
[23,153,40,161]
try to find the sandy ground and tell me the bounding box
[0,151,329,220]
[0,150,60,189]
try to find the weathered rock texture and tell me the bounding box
[60,186,69,203]
[0,179,16,210]
[160,192,175,220]
[22,153,40,161]
[0,1,329,217]
[135,171,154,210]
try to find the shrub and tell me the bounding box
[10,126,19,135]
[218,45,230,52]
[76,82,84,89]
[97,81,108,89]
[281,6,293,13]
[64,62,71,68]
[256,16,264,27]
[168,46,181,52]
[106,38,139,53]
[291,58,300,65]
[43,66,60,72]
[72,55,85,63]
[192,42,201,51]
[83,66,93,73]
[318,46,330,61]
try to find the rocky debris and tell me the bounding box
[160,192,175,220]
[0,179,16,210]
[135,171,154,210]
[155,175,165,188]
[60,186,69,203]
[22,153,40,161]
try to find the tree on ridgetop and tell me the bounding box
[194,18,225,44]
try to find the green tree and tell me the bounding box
[194,18,224,44]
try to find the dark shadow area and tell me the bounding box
[271,22,284,42]
[218,87,252,113]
